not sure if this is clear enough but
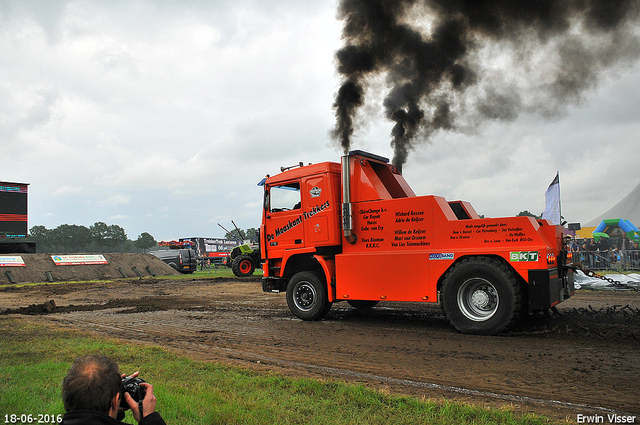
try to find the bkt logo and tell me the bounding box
[510,251,539,262]
[429,253,454,260]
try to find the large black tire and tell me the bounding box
[231,255,255,277]
[347,300,380,310]
[286,271,332,321]
[441,256,521,335]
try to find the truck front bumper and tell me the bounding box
[262,276,287,293]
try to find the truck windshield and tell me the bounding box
[269,183,301,212]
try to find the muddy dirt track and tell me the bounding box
[2,277,640,422]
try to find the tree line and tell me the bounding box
[27,222,157,254]
[27,213,544,254]
[222,227,259,243]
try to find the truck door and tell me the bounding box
[301,175,337,246]
[264,181,305,261]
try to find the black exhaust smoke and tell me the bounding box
[332,0,640,172]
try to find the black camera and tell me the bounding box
[121,376,146,406]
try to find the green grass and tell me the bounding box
[157,267,262,281]
[0,317,556,425]
[186,267,262,279]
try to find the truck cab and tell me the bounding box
[261,162,341,275]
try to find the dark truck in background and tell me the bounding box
[149,248,197,274]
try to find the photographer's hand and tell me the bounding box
[124,382,157,423]
[116,373,139,420]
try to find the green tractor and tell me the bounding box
[219,222,261,277]
[225,243,260,277]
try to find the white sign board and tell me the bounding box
[0,256,25,267]
[51,254,108,266]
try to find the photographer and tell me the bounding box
[61,354,166,425]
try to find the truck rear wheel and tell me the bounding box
[232,255,255,277]
[441,257,521,335]
[286,271,332,321]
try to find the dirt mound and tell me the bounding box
[0,253,180,285]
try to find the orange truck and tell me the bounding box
[260,150,574,334]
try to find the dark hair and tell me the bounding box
[62,355,122,413]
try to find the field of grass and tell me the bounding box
[168,267,262,280]
[0,316,556,425]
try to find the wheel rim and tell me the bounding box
[293,281,317,312]
[457,277,499,321]
[239,260,252,274]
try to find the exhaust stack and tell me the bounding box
[341,154,356,244]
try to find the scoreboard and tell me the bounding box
[0,181,28,238]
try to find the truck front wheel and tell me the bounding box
[441,257,521,335]
[286,271,332,321]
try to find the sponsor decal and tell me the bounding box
[0,256,25,267]
[429,253,454,260]
[310,186,322,198]
[51,254,109,266]
[510,251,539,262]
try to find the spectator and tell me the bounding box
[564,236,573,251]
[582,238,595,268]
[618,234,630,250]
[571,238,580,252]
[609,248,618,262]
[62,354,166,425]
[619,235,631,268]
[630,241,640,269]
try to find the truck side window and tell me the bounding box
[269,183,301,212]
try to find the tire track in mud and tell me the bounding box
[52,306,390,375]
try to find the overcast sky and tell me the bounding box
[2,0,640,242]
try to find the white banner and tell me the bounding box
[542,172,561,225]
[51,254,108,266]
[0,256,25,267]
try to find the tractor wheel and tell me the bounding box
[232,255,255,277]
[441,256,521,335]
[347,300,380,310]
[286,271,332,321]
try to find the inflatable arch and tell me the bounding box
[593,218,640,241]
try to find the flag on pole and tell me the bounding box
[542,172,561,225]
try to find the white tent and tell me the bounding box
[585,180,640,227]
